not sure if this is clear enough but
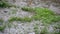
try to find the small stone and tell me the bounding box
[4,11,8,13]
[29,32,35,34]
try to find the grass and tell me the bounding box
[21,6,34,12]
[23,17,32,22]
[54,23,60,29]
[34,24,40,34]
[34,24,48,34]
[8,17,23,22]
[53,23,60,34]
[32,7,60,24]
[40,27,48,34]
[21,7,60,24]
[0,26,5,32]
[11,10,17,14]
[0,19,5,32]
[0,19,4,26]
[0,19,3,23]
[54,32,60,34]
[9,9,17,15]
[0,0,16,8]
[8,16,32,22]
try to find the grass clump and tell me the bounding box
[21,6,34,12]
[23,17,32,22]
[40,27,48,34]
[54,23,60,34]
[8,17,23,22]
[0,19,5,32]
[0,0,16,8]
[54,31,60,34]
[33,7,58,24]
[0,26,5,32]
[22,7,60,24]
[8,16,32,22]
[54,23,60,29]
[0,19,4,26]
[0,19,3,23]
[34,24,40,34]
